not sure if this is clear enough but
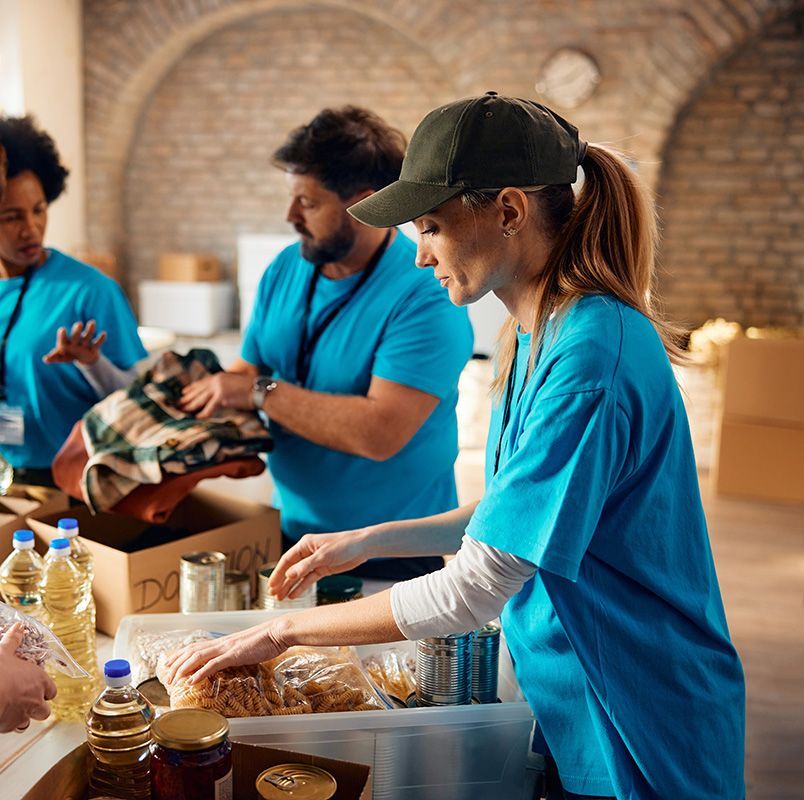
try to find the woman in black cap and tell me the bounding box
[168,94,745,800]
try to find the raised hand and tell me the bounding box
[42,320,107,366]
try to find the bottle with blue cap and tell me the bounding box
[57,517,97,653]
[41,537,99,719]
[86,658,154,799]
[0,529,44,618]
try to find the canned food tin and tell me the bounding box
[256,764,337,799]
[180,551,226,613]
[472,623,501,703]
[416,632,474,706]
[257,562,316,609]
[223,570,251,610]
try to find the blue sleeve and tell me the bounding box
[371,290,473,398]
[83,276,147,369]
[466,388,632,581]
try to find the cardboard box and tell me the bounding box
[22,741,371,800]
[0,488,69,561]
[159,252,221,282]
[713,420,804,505]
[721,337,804,426]
[27,488,280,635]
[712,336,804,504]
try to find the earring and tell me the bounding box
[503,228,518,238]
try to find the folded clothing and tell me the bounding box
[53,349,272,514]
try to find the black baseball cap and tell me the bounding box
[349,92,586,228]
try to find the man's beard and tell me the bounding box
[298,214,355,264]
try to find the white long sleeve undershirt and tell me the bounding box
[76,353,140,398]
[390,534,536,640]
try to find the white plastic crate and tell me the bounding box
[114,610,536,800]
[138,280,234,337]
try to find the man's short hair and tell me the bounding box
[0,115,69,203]
[273,106,406,200]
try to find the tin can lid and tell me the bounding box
[136,677,170,708]
[476,623,501,638]
[181,551,226,566]
[256,764,337,800]
[316,574,363,601]
[224,570,250,584]
[151,709,229,751]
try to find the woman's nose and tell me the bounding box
[415,242,435,269]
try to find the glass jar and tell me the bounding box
[316,575,363,605]
[150,709,232,800]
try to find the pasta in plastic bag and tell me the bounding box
[363,647,417,702]
[0,601,88,678]
[129,627,214,686]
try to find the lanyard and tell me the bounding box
[295,230,391,387]
[493,336,529,476]
[0,268,33,401]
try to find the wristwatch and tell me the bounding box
[251,375,278,410]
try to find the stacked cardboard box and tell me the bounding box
[712,337,804,504]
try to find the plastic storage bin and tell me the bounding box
[138,280,234,336]
[114,610,536,800]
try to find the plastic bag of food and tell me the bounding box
[0,601,88,678]
[363,647,417,703]
[129,627,214,686]
[266,646,388,713]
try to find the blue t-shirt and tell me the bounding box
[467,295,745,799]
[242,232,474,538]
[0,249,146,468]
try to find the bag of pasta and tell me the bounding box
[129,627,214,685]
[362,647,417,703]
[265,646,389,713]
[157,656,277,718]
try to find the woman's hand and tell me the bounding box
[268,530,373,601]
[42,320,107,365]
[164,620,288,685]
[178,372,253,418]
[0,623,57,733]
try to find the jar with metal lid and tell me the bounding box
[256,764,337,800]
[316,574,363,605]
[150,709,232,800]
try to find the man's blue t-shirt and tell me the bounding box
[467,295,745,799]
[242,232,473,539]
[0,249,146,469]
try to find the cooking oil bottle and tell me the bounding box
[41,537,99,720]
[57,517,97,642]
[0,529,44,618]
[86,659,154,799]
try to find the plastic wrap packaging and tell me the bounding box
[0,601,88,677]
[129,627,214,686]
[363,647,417,702]
[158,645,388,718]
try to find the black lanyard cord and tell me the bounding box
[0,267,33,401]
[493,336,532,476]
[296,230,391,387]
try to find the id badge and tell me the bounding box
[0,403,24,445]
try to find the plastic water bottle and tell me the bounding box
[0,529,44,618]
[86,659,155,799]
[41,537,99,720]
[57,517,98,639]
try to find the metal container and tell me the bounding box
[472,623,501,703]
[257,562,316,610]
[415,632,474,707]
[256,764,337,799]
[223,570,251,611]
[179,551,226,613]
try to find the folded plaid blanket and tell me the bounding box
[80,349,273,512]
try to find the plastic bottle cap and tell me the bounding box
[104,659,133,687]
[49,537,71,556]
[57,518,79,537]
[12,529,35,550]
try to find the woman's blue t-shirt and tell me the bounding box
[467,295,745,799]
[242,232,474,538]
[0,249,146,468]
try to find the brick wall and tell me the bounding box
[658,9,804,328]
[82,0,802,327]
